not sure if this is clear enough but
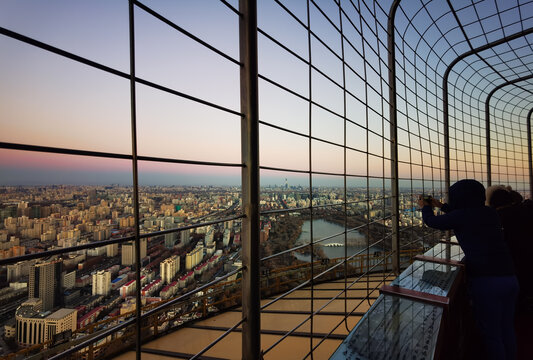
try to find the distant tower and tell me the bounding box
[285,178,288,189]
[88,189,97,205]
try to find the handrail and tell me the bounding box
[329,243,466,359]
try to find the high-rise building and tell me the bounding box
[0,236,20,250]
[28,259,63,311]
[121,238,147,266]
[205,230,214,247]
[164,232,176,249]
[93,229,109,241]
[223,229,231,247]
[179,228,190,247]
[92,270,111,296]
[63,270,76,290]
[185,244,204,270]
[106,243,118,257]
[224,220,233,230]
[29,205,41,219]
[160,255,180,284]
[88,189,97,205]
[87,246,106,257]
[7,261,31,282]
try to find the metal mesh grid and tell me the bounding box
[256,1,397,357]
[0,0,531,359]
[0,1,246,358]
[394,0,533,199]
[489,80,533,191]
[447,31,533,194]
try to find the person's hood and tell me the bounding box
[448,179,486,210]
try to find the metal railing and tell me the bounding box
[0,0,532,359]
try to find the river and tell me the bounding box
[293,219,383,261]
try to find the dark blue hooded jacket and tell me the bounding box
[422,179,515,277]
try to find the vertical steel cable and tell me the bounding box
[415,67,425,250]
[400,10,416,257]
[388,0,401,275]
[338,0,350,332]
[128,1,142,359]
[360,0,372,304]
[372,0,388,286]
[351,0,370,303]
[527,108,533,200]
[444,57,452,256]
[485,96,493,187]
[306,0,314,357]
[239,0,261,358]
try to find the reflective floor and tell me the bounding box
[115,274,394,359]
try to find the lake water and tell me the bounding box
[293,219,382,261]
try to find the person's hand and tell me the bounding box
[431,198,444,208]
[417,195,428,208]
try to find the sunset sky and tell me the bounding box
[0,0,531,190]
[0,0,381,186]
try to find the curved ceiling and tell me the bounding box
[390,0,533,187]
[392,0,533,121]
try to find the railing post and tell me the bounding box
[485,98,492,187]
[443,60,452,259]
[527,108,533,200]
[388,0,401,275]
[239,0,261,359]
[127,1,142,359]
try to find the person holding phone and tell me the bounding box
[418,179,518,360]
